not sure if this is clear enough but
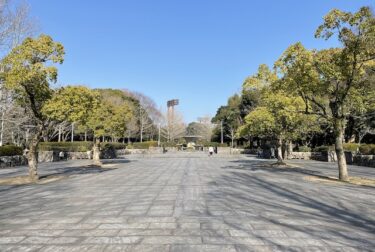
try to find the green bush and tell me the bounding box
[297,146,311,152]
[0,145,23,156]
[313,145,334,152]
[343,143,360,152]
[359,144,375,155]
[38,142,93,152]
[102,142,127,150]
[129,141,158,149]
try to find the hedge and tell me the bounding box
[313,145,334,152]
[343,143,360,152]
[0,145,23,156]
[297,146,311,152]
[359,144,375,155]
[128,141,158,149]
[38,142,93,152]
[313,144,375,155]
[102,142,127,150]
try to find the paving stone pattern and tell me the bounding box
[0,154,374,251]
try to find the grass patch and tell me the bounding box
[304,175,375,187]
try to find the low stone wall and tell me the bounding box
[353,155,375,168]
[289,152,326,161]
[0,155,28,168]
[38,151,57,163]
[38,151,92,162]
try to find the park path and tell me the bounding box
[0,154,374,251]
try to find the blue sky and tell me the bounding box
[28,0,373,122]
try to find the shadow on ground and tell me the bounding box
[204,160,375,250]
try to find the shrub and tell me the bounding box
[38,142,93,152]
[343,143,360,152]
[129,141,158,149]
[313,145,334,152]
[102,142,127,150]
[297,146,311,152]
[0,145,23,156]
[359,144,375,155]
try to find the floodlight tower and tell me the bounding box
[167,99,179,142]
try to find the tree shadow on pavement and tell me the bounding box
[204,161,375,250]
[226,159,322,176]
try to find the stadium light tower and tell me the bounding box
[167,99,179,142]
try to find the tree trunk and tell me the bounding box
[27,129,41,182]
[92,138,102,166]
[334,118,349,181]
[84,130,87,142]
[0,110,4,146]
[286,140,293,159]
[71,122,74,142]
[276,138,285,164]
[58,125,61,142]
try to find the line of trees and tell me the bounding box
[0,0,187,181]
[213,7,375,181]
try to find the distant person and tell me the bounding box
[270,147,275,159]
[257,147,262,158]
[214,146,218,154]
[208,146,214,156]
[59,151,65,161]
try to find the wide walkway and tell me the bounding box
[0,154,374,251]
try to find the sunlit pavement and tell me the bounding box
[0,154,374,251]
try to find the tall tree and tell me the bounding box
[42,86,100,142]
[0,35,64,181]
[132,92,160,142]
[0,0,37,146]
[275,7,375,181]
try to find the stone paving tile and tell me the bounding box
[82,236,142,244]
[142,236,202,244]
[0,236,26,244]
[20,236,52,244]
[0,154,375,251]
[39,245,107,252]
[118,229,173,236]
[107,244,170,252]
[170,244,237,252]
[0,245,43,252]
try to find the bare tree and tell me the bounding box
[197,115,214,141]
[0,0,38,146]
[160,108,185,143]
[131,92,161,142]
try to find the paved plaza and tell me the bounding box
[0,154,374,251]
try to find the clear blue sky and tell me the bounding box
[28,0,373,122]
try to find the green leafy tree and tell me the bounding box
[212,94,242,148]
[239,90,318,163]
[275,7,375,181]
[0,35,64,181]
[86,100,113,165]
[42,86,100,142]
